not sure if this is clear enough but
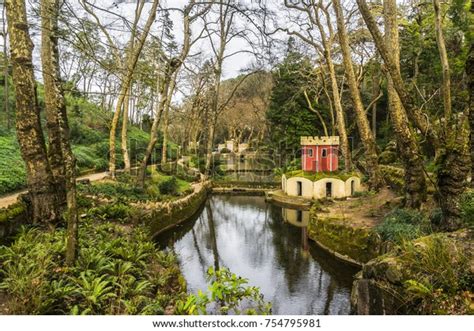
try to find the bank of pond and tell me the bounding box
[0,177,472,315]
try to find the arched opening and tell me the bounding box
[326,182,332,198]
[351,180,355,196]
[297,181,302,196]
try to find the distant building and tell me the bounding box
[217,140,249,153]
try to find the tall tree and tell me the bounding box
[137,1,210,186]
[78,0,159,178]
[332,0,384,189]
[41,0,79,265]
[357,0,470,229]
[280,0,352,172]
[5,0,61,223]
[2,2,9,130]
[383,0,427,208]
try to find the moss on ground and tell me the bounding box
[0,202,26,223]
[285,170,359,182]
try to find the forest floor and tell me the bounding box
[0,171,108,209]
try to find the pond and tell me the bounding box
[156,195,358,315]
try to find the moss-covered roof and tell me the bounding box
[284,170,360,182]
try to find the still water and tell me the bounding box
[156,195,358,315]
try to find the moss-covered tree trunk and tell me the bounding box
[332,0,383,189]
[356,0,439,148]
[6,0,61,224]
[468,43,474,188]
[384,0,427,208]
[432,0,470,230]
[137,82,167,188]
[41,0,79,263]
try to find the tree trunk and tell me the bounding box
[432,0,470,229]
[333,0,383,189]
[468,43,474,188]
[121,84,131,172]
[6,0,61,224]
[161,104,169,167]
[108,0,159,177]
[136,70,172,187]
[41,0,79,263]
[314,8,352,172]
[436,123,470,230]
[2,2,9,130]
[41,0,66,203]
[356,0,439,148]
[371,73,379,138]
[433,0,452,125]
[384,0,427,208]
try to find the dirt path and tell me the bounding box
[0,172,108,209]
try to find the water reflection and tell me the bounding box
[156,195,358,315]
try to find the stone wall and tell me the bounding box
[307,206,382,265]
[139,182,211,238]
[0,201,28,241]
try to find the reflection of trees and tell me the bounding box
[206,200,220,270]
[211,196,270,268]
[191,227,208,275]
[157,195,357,314]
[323,278,336,315]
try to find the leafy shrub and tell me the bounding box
[0,219,186,314]
[158,177,178,195]
[79,182,148,202]
[376,208,431,243]
[176,267,272,315]
[88,204,131,222]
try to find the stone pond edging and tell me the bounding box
[306,209,383,266]
[134,181,212,238]
[0,201,29,241]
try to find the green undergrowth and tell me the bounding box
[0,88,166,195]
[400,233,473,314]
[365,232,473,314]
[0,135,26,195]
[375,208,433,244]
[0,218,187,314]
[284,170,359,182]
[78,173,193,204]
